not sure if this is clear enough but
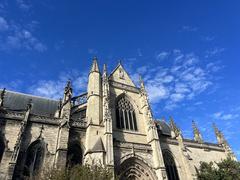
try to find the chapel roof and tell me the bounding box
[0,89,58,117]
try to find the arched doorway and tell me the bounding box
[117,157,157,180]
[163,151,179,180]
[66,141,82,167]
[23,139,46,178]
[0,133,5,162]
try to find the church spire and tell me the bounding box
[63,79,72,103]
[213,123,224,144]
[170,117,182,137]
[213,123,236,160]
[90,56,100,73]
[0,88,6,107]
[192,120,203,143]
[103,64,107,77]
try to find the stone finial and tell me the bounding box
[169,117,182,137]
[65,79,72,93]
[192,120,203,143]
[90,56,100,72]
[213,123,229,146]
[26,99,33,111]
[0,88,6,107]
[213,123,236,160]
[103,64,107,77]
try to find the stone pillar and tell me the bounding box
[102,64,114,172]
[7,100,32,180]
[139,78,167,180]
[54,80,72,168]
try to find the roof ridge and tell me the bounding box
[0,89,58,102]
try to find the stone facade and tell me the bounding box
[0,58,236,180]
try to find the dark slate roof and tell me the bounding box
[0,89,59,117]
[156,120,172,136]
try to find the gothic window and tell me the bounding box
[67,141,82,168]
[163,151,179,180]
[23,139,45,178]
[0,133,5,162]
[116,96,137,131]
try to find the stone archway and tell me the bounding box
[117,157,157,180]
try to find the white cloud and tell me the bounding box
[0,17,8,31]
[16,0,31,11]
[130,50,215,110]
[205,47,225,58]
[88,48,98,55]
[0,17,47,52]
[156,51,169,61]
[181,25,198,32]
[29,71,88,99]
[213,111,239,120]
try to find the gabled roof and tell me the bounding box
[91,137,105,153]
[0,89,58,117]
[109,62,136,87]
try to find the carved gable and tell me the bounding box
[109,63,136,87]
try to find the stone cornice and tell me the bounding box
[114,140,152,151]
[109,80,140,94]
[161,137,225,152]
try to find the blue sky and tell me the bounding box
[0,0,240,159]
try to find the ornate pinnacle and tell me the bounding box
[103,64,108,78]
[213,123,226,145]
[90,56,100,72]
[26,99,33,111]
[192,120,203,143]
[0,88,6,107]
[170,117,181,137]
[65,79,72,92]
[213,123,236,160]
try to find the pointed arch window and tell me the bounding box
[23,139,45,178]
[0,133,5,163]
[163,151,179,180]
[116,96,137,131]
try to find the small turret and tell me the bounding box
[169,117,182,137]
[192,120,203,143]
[213,123,236,160]
[0,88,6,107]
[86,57,102,125]
[59,80,72,120]
[63,79,72,103]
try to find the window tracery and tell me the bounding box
[116,96,137,131]
[23,139,46,178]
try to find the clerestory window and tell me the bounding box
[116,96,137,131]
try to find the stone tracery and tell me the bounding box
[116,95,138,131]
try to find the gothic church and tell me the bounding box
[0,58,236,180]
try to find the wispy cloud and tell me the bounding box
[130,50,219,110]
[213,111,239,120]
[0,16,47,52]
[156,51,169,61]
[0,17,9,31]
[202,36,215,42]
[180,25,198,32]
[16,0,31,11]
[88,48,98,55]
[205,47,225,58]
[28,70,88,99]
